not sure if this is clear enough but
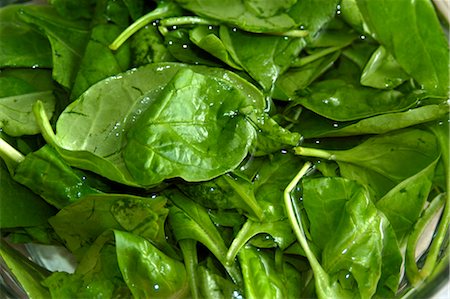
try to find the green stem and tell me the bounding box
[32,100,58,147]
[268,29,309,38]
[0,137,25,170]
[159,16,219,27]
[109,2,180,51]
[179,239,200,299]
[225,220,255,265]
[292,46,342,67]
[294,146,335,160]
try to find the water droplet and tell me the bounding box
[208,25,214,30]
[154,284,160,291]
[315,140,320,144]
[232,27,237,32]
[168,40,173,45]
[172,25,177,30]
[280,149,288,154]
[332,123,339,128]
[342,248,348,254]
[182,44,188,49]
[360,35,366,40]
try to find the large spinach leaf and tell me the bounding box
[35,62,264,186]
[123,68,256,185]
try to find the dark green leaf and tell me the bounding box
[0,4,52,68]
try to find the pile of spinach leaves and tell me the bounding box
[0,0,448,298]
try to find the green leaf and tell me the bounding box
[360,46,410,89]
[220,26,305,90]
[296,103,449,138]
[35,63,264,187]
[296,129,440,184]
[303,177,402,298]
[0,160,56,228]
[115,230,189,298]
[123,68,256,185]
[295,78,421,121]
[238,246,301,299]
[376,159,438,240]
[0,4,52,68]
[70,0,132,99]
[173,0,338,33]
[356,0,449,96]
[0,70,55,137]
[13,145,101,209]
[190,25,242,70]
[49,193,168,252]
[18,5,90,88]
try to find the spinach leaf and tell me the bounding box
[198,257,242,299]
[0,160,56,228]
[13,145,101,209]
[294,78,422,121]
[0,5,52,68]
[35,63,264,187]
[166,189,242,284]
[165,28,223,67]
[70,0,132,99]
[49,0,96,20]
[376,159,438,241]
[18,5,91,89]
[302,177,402,298]
[296,103,449,138]
[123,68,256,186]
[48,194,168,252]
[360,46,410,89]
[238,246,301,299]
[115,230,189,298]
[275,51,341,100]
[0,70,55,137]
[356,0,449,96]
[296,129,440,184]
[190,25,242,70]
[173,0,338,34]
[220,26,305,91]
[130,23,175,66]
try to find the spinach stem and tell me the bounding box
[0,137,25,168]
[284,162,323,273]
[159,16,219,27]
[292,46,342,67]
[225,220,254,265]
[33,101,58,147]
[109,2,179,51]
[268,29,309,38]
[294,146,334,160]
